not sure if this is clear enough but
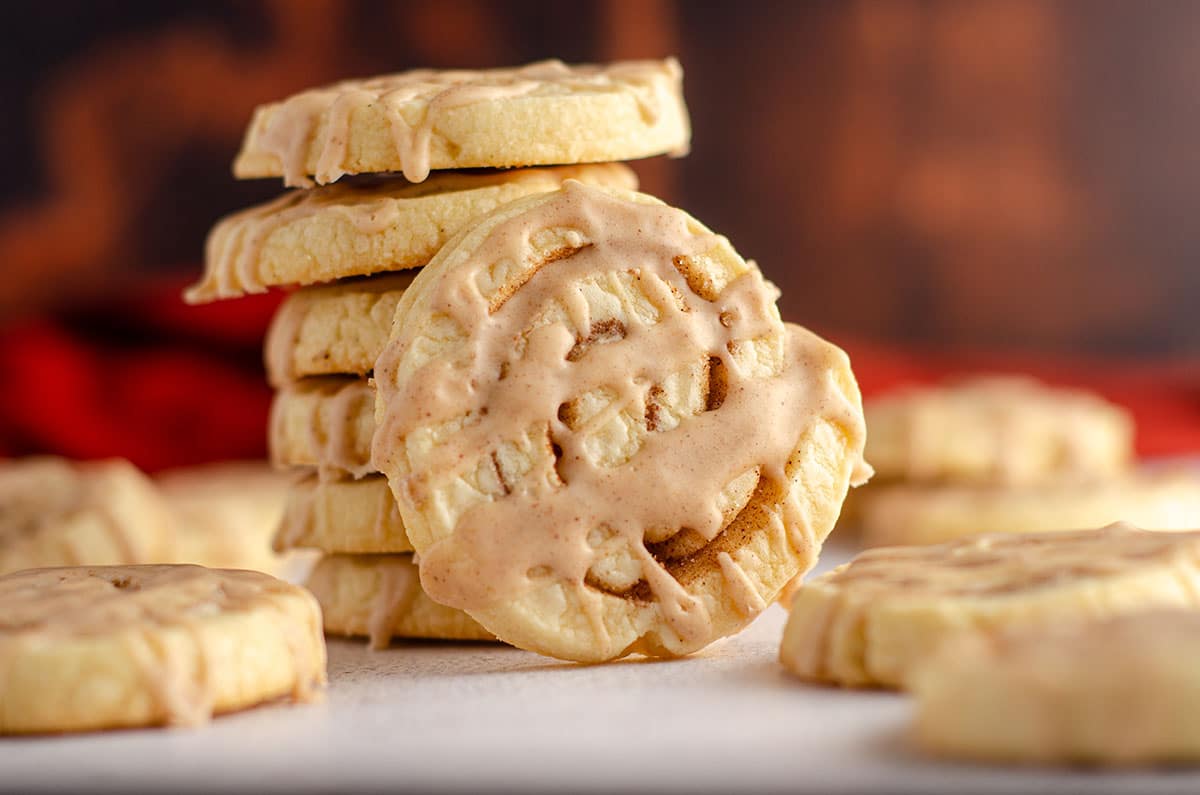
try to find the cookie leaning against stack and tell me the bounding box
[187,60,691,650]
[371,182,869,661]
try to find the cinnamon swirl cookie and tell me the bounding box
[0,457,173,577]
[189,163,635,303]
[268,378,374,479]
[263,274,414,386]
[859,468,1200,548]
[865,376,1133,486]
[780,523,1200,689]
[157,461,299,576]
[274,475,413,555]
[306,555,492,648]
[0,565,325,733]
[912,609,1200,764]
[233,60,687,187]
[372,182,869,662]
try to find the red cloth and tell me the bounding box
[0,278,1196,470]
[0,277,280,472]
[842,339,1200,458]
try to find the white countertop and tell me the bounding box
[6,540,1200,794]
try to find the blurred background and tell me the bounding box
[1,0,1197,470]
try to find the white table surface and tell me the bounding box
[5,541,1200,794]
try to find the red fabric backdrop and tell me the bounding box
[2,279,1196,472]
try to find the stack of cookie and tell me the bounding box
[188,59,870,662]
[186,60,690,649]
[850,375,1200,547]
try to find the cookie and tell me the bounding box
[269,377,374,479]
[865,376,1133,486]
[264,274,414,386]
[233,59,687,187]
[372,181,869,662]
[0,564,325,733]
[859,469,1200,548]
[0,457,174,577]
[157,461,299,576]
[912,610,1200,764]
[189,163,636,303]
[306,554,492,648]
[274,475,413,555]
[780,523,1200,689]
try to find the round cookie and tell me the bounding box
[780,523,1200,689]
[859,469,1200,548]
[912,610,1200,764]
[157,461,303,577]
[264,274,414,386]
[0,564,325,733]
[0,457,174,577]
[189,163,636,303]
[275,475,413,555]
[306,555,493,648]
[865,376,1134,486]
[233,59,688,187]
[269,377,374,479]
[372,181,869,662]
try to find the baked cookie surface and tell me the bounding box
[190,163,636,303]
[780,523,1200,689]
[275,475,413,555]
[157,461,298,576]
[372,181,869,662]
[912,610,1200,764]
[233,59,687,186]
[269,377,375,479]
[306,554,492,648]
[865,376,1133,486]
[0,457,173,577]
[0,564,325,733]
[264,274,414,386]
[858,469,1200,548]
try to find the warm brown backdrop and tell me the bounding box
[3,0,1199,355]
[2,0,1199,470]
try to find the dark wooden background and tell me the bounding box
[2,0,1198,356]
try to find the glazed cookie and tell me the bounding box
[307,555,493,648]
[780,523,1200,689]
[269,377,374,479]
[233,59,687,186]
[0,457,174,577]
[912,610,1200,764]
[0,565,325,733]
[865,376,1133,486]
[189,163,636,303]
[372,181,869,662]
[158,461,299,576]
[264,274,414,386]
[274,475,413,555]
[859,469,1200,548]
